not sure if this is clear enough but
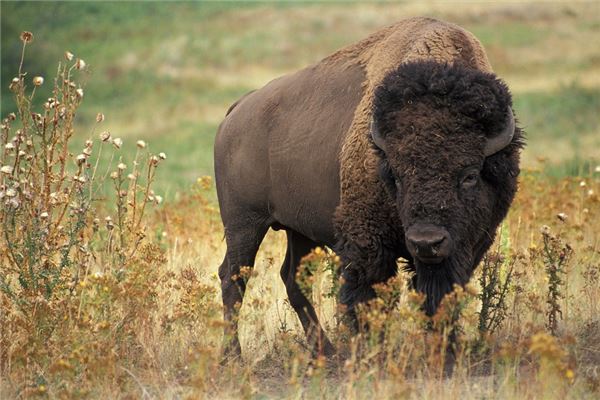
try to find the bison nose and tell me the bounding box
[406,224,452,264]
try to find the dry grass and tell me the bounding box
[56,167,596,399]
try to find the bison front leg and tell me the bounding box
[339,268,376,333]
[337,241,398,334]
[333,188,402,335]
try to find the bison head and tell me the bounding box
[371,61,523,315]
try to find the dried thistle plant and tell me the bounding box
[478,250,515,338]
[0,32,168,395]
[540,225,573,335]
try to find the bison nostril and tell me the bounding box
[414,238,444,255]
[406,225,451,262]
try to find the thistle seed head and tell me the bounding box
[20,31,34,43]
[100,131,111,142]
[76,58,86,70]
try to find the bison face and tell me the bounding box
[371,61,521,315]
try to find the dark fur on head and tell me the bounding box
[373,60,514,140]
[365,60,524,316]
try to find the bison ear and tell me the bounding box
[370,118,387,151]
[484,109,515,157]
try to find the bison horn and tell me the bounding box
[370,118,387,150]
[484,110,515,157]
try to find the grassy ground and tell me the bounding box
[2,1,599,197]
[1,1,599,399]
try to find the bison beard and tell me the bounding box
[414,255,471,316]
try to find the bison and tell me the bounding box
[214,17,523,357]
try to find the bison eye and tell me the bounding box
[460,169,480,189]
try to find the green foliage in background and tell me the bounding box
[2,1,599,199]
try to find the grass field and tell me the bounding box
[1,1,599,399]
[2,1,599,196]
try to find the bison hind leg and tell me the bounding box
[219,218,269,360]
[281,230,335,357]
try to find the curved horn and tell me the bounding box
[484,110,515,157]
[370,118,386,150]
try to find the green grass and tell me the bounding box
[541,158,600,178]
[471,22,550,49]
[1,2,259,113]
[2,1,599,196]
[70,120,219,201]
[513,84,600,166]
[514,85,599,139]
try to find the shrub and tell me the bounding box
[0,32,167,397]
